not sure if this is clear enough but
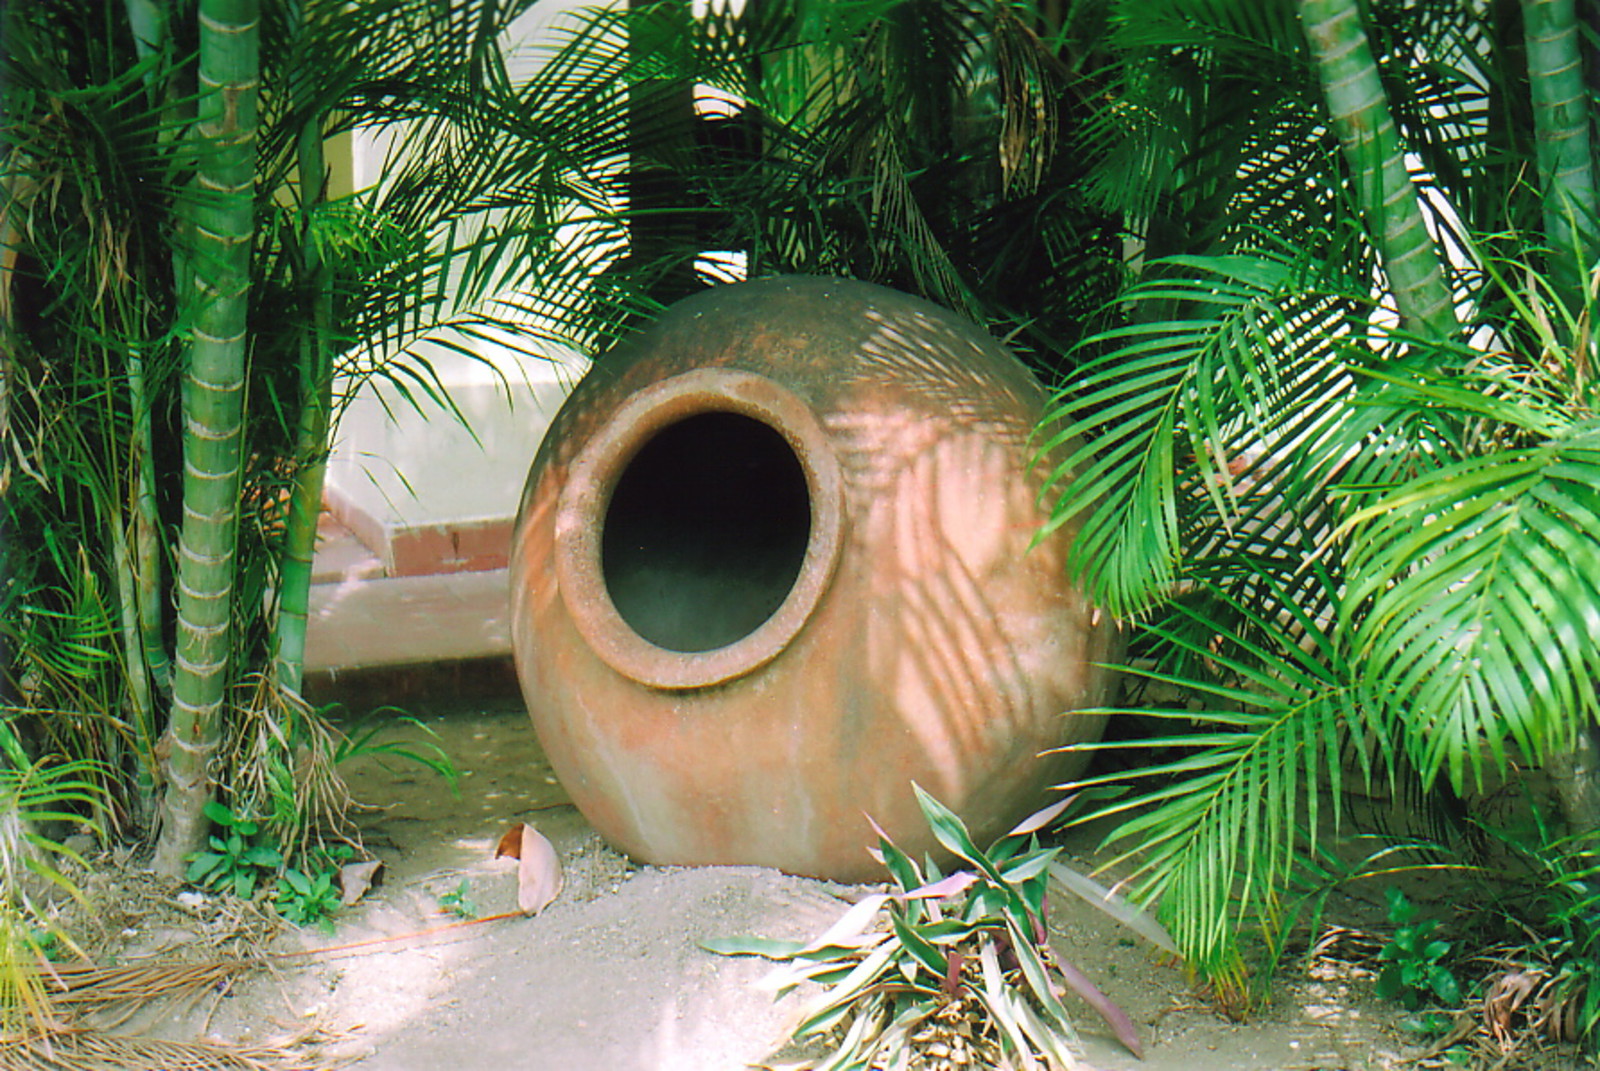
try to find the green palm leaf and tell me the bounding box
[1056,582,1387,984]
[1038,247,1358,616]
[1343,420,1600,789]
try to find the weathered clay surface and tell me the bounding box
[510,275,1115,881]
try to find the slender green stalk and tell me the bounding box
[0,368,10,717]
[122,0,176,711]
[154,0,260,876]
[128,347,171,697]
[0,247,10,715]
[272,112,333,697]
[107,492,159,831]
[123,0,167,65]
[107,506,146,771]
[111,482,163,823]
[1522,0,1598,314]
[1297,0,1456,339]
[92,0,177,822]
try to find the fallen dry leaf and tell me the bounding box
[339,859,385,907]
[496,822,563,915]
[1484,969,1541,1043]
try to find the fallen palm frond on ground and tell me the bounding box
[0,1029,326,1071]
[22,903,531,1016]
[0,958,321,1069]
[4,905,536,1051]
[33,958,262,1027]
[1,818,558,1067]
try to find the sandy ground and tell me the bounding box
[76,701,1484,1070]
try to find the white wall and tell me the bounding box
[325,1,612,568]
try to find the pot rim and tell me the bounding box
[553,368,844,689]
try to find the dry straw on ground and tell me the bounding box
[0,1029,325,1071]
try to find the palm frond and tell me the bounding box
[1038,246,1361,616]
[1055,581,1386,985]
[1342,419,1600,790]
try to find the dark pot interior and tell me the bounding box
[600,410,812,653]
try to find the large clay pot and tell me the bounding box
[510,276,1114,881]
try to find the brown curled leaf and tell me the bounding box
[495,823,525,860]
[338,859,385,906]
[495,822,563,915]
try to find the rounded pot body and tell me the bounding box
[510,276,1114,881]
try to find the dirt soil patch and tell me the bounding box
[46,700,1580,1070]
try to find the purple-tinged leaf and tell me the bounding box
[797,893,889,955]
[912,784,987,869]
[795,943,898,1034]
[865,810,926,892]
[1056,955,1142,1058]
[1006,794,1078,839]
[977,942,1041,1071]
[1011,996,1081,1070]
[891,912,948,977]
[942,949,966,997]
[1009,921,1072,1023]
[897,871,977,902]
[699,935,807,959]
[1000,850,1060,886]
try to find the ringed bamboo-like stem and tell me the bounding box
[1298,0,1456,340]
[154,0,260,877]
[1522,0,1599,318]
[116,0,177,704]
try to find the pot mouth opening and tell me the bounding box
[602,410,809,653]
[555,369,842,689]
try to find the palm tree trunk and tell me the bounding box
[118,400,168,824]
[1521,0,1600,837]
[272,115,333,698]
[622,0,701,303]
[152,0,260,876]
[1297,0,1456,339]
[1522,0,1599,314]
[1547,728,1600,831]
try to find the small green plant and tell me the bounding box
[274,867,342,932]
[271,842,356,932]
[1522,867,1600,1048]
[1376,887,1462,1011]
[437,879,478,920]
[223,686,459,892]
[706,787,1161,1069]
[184,801,283,899]
[25,928,61,964]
